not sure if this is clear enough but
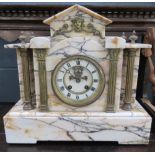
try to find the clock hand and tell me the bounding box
[69,74,81,82]
[69,75,76,80]
[66,70,77,80]
[72,66,84,83]
[81,76,88,81]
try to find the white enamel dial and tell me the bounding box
[52,55,105,107]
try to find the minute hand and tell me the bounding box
[67,70,77,80]
[81,76,88,81]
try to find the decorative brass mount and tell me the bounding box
[19,31,34,44]
[53,17,103,38]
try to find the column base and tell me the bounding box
[23,101,34,110]
[122,102,132,111]
[39,105,48,112]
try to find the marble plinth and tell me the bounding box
[3,100,152,144]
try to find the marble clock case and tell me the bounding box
[3,5,152,144]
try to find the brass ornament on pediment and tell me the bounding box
[71,17,85,32]
[53,17,103,38]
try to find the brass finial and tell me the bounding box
[129,30,138,43]
[121,32,127,40]
[19,31,26,44]
[19,31,34,44]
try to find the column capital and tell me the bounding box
[35,50,47,61]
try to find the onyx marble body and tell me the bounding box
[3,4,152,144]
[35,36,124,112]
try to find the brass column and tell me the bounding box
[106,49,120,112]
[36,49,48,111]
[122,48,137,111]
[20,49,34,110]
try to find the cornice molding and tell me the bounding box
[0,5,155,42]
[0,6,155,22]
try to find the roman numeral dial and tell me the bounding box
[52,55,105,107]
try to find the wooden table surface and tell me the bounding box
[0,104,155,152]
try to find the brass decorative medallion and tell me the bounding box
[52,55,105,107]
[53,17,103,38]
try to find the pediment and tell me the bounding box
[43,5,112,38]
[43,4,112,26]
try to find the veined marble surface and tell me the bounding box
[4,43,30,49]
[4,39,151,49]
[3,4,153,144]
[43,4,112,26]
[5,35,150,112]
[4,36,151,112]
[32,36,124,112]
[3,99,152,144]
[125,43,152,49]
[49,8,106,38]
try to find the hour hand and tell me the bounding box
[81,76,88,81]
[69,75,81,83]
[69,75,76,80]
[67,70,76,80]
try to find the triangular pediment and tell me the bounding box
[43,4,112,25]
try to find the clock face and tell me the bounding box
[52,55,105,107]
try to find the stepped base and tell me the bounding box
[3,100,152,144]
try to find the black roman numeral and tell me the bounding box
[67,63,71,68]
[76,59,80,65]
[60,86,64,91]
[76,95,79,100]
[93,79,98,83]
[86,63,89,68]
[67,93,71,97]
[85,94,88,98]
[91,87,95,91]
[92,70,96,74]
[57,79,62,82]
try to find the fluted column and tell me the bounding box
[35,49,48,111]
[106,49,120,112]
[20,49,34,110]
[122,48,137,111]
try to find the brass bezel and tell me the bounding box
[51,55,105,107]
